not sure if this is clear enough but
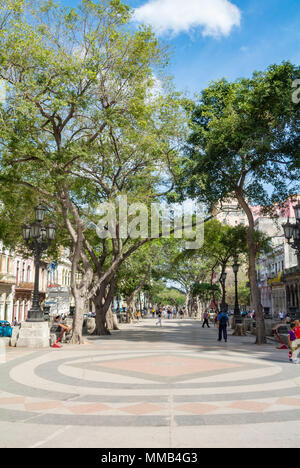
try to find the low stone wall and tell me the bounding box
[0,337,11,347]
[239,318,286,337]
[243,319,253,333]
[265,320,281,336]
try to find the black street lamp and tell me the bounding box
[283,203,300,267]
[22,205,56,322]
[233,254,241,324]
[220,271,227,313]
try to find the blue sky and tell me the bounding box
[62,0,300,95]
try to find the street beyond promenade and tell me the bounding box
[0,318,300,448]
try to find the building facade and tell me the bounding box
[0,241,75,323]
[255,200,300,318]
[212,196,300,318]
[215,197,261,227]
[0,243,15,322]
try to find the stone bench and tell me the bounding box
[232,323,247,336]
[0,337,11,347]
[277,333,289,346]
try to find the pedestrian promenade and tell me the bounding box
[0,318,300,448]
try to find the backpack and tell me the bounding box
[219,314,227,326]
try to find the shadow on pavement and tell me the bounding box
[86,319,290,365]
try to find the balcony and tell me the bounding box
[0,273,16,285]
[15,282,34,291]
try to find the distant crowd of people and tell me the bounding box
[152,306,185,326]
[7,304,300,364]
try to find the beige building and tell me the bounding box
[215,199,248,226]
[255,215,298,317]
[215,197,261,227]
[0,242,15,322]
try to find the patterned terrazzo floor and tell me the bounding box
[0,319,299,448]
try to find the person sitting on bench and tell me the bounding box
[51,316,71,347]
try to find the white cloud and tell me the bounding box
[133,0,241,37]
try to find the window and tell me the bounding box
[7,256,12,273]
[26,266,31,282]
[16,261,20,285]
[21,263,25,283]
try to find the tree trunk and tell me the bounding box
[93,295,111,336]
[106,306,120,330]
[125,269,150,323]
[71,291,85,344]
[126,297,136,323]
[60,186,93,345]
[197,297,202,320]
[93,280,116,336]
[235,190,265,344]
[191,296,198,318]
[112,313,119,330]
[186,293,192,317]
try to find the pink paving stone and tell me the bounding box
[175,403,219,415]
[229,401,271,413]
[119,403,165,415]
[24,401,63,411]
[276,398,300,407]
[0,397,26,405]
[97,355,240,377]
[68,403,111,414]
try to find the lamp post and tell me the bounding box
[283,202,300,267]
[22,204,56,322]
[233,254,241,324]
[220,271,227,313]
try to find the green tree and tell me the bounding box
[191,282,221,314]
[226,281,251,308]
[0,0,187,341]
[117,243,164,323]
[153,236,215,316]
[179,62,300,344]
[195,220,248,306]
[149,286,186,308]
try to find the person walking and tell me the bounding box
[202,310,210,328]
[156,310,162,327]
[214,312,218,327]
[217,310,229,342]
[295,320,300,340]
[279,312,284,321]
[288,322,300,363]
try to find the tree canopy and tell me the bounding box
[177,62,300,343]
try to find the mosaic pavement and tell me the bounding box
[0,319,300,448]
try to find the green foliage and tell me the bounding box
[148,284,186,307]
[0,0,187,283]
[191,282,221,301]
[153,236,214,293]
[226,281,251,307]
[117,243,157,299]
[179,62,300,208]
[200,219,271,265]
[201,219,247,264]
